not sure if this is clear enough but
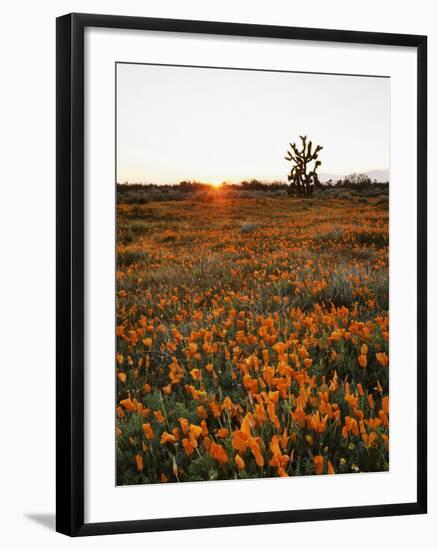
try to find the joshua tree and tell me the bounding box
[285,135,323,196]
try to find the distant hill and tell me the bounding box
[319,169,389,183]
[366,170,389,182]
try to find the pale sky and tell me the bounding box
[116,63,389,184]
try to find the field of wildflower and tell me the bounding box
[116,191,389,484]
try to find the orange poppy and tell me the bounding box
[210,443,229,465]
[160,432,176,445]
[142,423,154,440]
[135,454,143,472]
[182,437,195,456]
[232,430,249,453]
[234,454,245,470]
[154,410,165,424]
[376,352,389,367]
[313,455,324,474]
[120,398,135,412]
[250,440,265,467]
[117,372,127,383]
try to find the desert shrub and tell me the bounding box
[315,265,388,310]
[375,196,389,206]
[352,247,377,261]
[192,191,218,203]
[126,220,151,236]
[117,249,150,267]
[354,230,388,248]
[117,226,135,245]
[239,222,260,234]
[360,188,384,198]
[153,191,186,201]
[129,206,147,218]
[160,232,178,243]
[313,226,344,244]
[118,192,149,204]
[338,192,352,200]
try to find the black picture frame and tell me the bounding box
[56,12,427,537]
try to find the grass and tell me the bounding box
[115,194,389,485]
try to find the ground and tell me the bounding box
[115,192,389,485]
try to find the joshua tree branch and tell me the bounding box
[285,136,323,197]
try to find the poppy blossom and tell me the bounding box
[120,398,135,412]
[142,423,154,440]
[154,410,165,424]
[210,443,228,465]
[313,455,324,474]
[135,454,143,472]
[234,454,245,470]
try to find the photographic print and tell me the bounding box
[115,63,390,486]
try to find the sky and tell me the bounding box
[116,63,390,185]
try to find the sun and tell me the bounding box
[205,177,223,188]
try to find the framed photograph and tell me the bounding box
[56,13,427,536]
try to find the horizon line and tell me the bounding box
[116,169,390,186]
